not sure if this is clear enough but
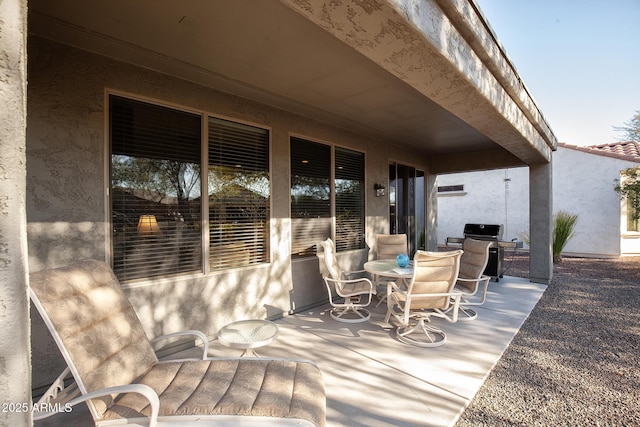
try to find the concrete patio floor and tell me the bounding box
[35,275,545,427]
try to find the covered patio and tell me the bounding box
[2,1,558,423]
[35,275,545,427]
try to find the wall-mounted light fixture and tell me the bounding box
[374,183,386,197]
[137,215,161,237]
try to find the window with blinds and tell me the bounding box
[290,138,365,256]
[335,147,365,251]
[110,95,271,281]
[208,117,270,270]
[290,138,331,257]
[110,95,202,281]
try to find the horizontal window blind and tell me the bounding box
[111,96,201,163]
[335,147,365,251]
[209,117,270,270]
[110,95,202,281]
[291,138,331,257]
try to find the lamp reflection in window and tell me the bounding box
[137,215,161,237]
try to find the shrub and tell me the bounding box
[553,210,579,263]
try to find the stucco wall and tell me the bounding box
[553,148,637,256]
[436,167,529,244]
[26,37,429,389]
[437,146,639,257]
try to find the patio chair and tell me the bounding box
[453,238,492,321]
[375,233,408,260]
[373,234,408,306]
[384,250,463,347]
[318,238,374,323]
[29,259,326,427]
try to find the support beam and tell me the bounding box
[0,0,31,425]
[529,162,553,284]
[429,148,525,175]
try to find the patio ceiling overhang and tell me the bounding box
[28,0,557,174]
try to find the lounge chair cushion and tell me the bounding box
[103,358,325,426]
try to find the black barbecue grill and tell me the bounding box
[446,223,522,281]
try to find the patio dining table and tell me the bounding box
[363,259,413,282]
[364,260,414,307]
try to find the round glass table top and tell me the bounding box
[217,319,279,349]
[363,259,413,277]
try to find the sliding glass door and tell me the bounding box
[389,163,425,256]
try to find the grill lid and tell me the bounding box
[463,223,503,240]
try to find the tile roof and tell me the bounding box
[558,141,640,163]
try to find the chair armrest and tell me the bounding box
[457,275,491,304]
[33,384,160,427]
[457,275,491,284]
[151,330,210,360]
[406,292,464,322]
[343,269,367,280]
[324,276,373,287]
[323,276,374,298]
[408,291,463,298]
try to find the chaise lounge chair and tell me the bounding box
[30,259,326,427]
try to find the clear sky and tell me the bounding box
[474,0,640,146]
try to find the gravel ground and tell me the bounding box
[456,252,640,427]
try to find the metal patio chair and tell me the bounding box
[318,238,374,323]
[373,234,408,306]
[453,238,492,320]
[375,233,408,261]
[384,250,463,347]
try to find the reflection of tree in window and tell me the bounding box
[290,138,331,257]
[208,117,270,270]
[289,140,365,256]
[111,97,272,278]
[335,147,365,251]
[112,156,200,220]
[110,95,202,281]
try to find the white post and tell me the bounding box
[529,162,553,284]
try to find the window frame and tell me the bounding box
[107,92,272,282]
[289,135,366,257]
[625,191,639,232]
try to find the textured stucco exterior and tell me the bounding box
[437,168,530,243]
[0,0,31,424]
[437,145,640,258]
[26,37,431,389]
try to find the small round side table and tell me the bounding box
[217,319,279,357]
